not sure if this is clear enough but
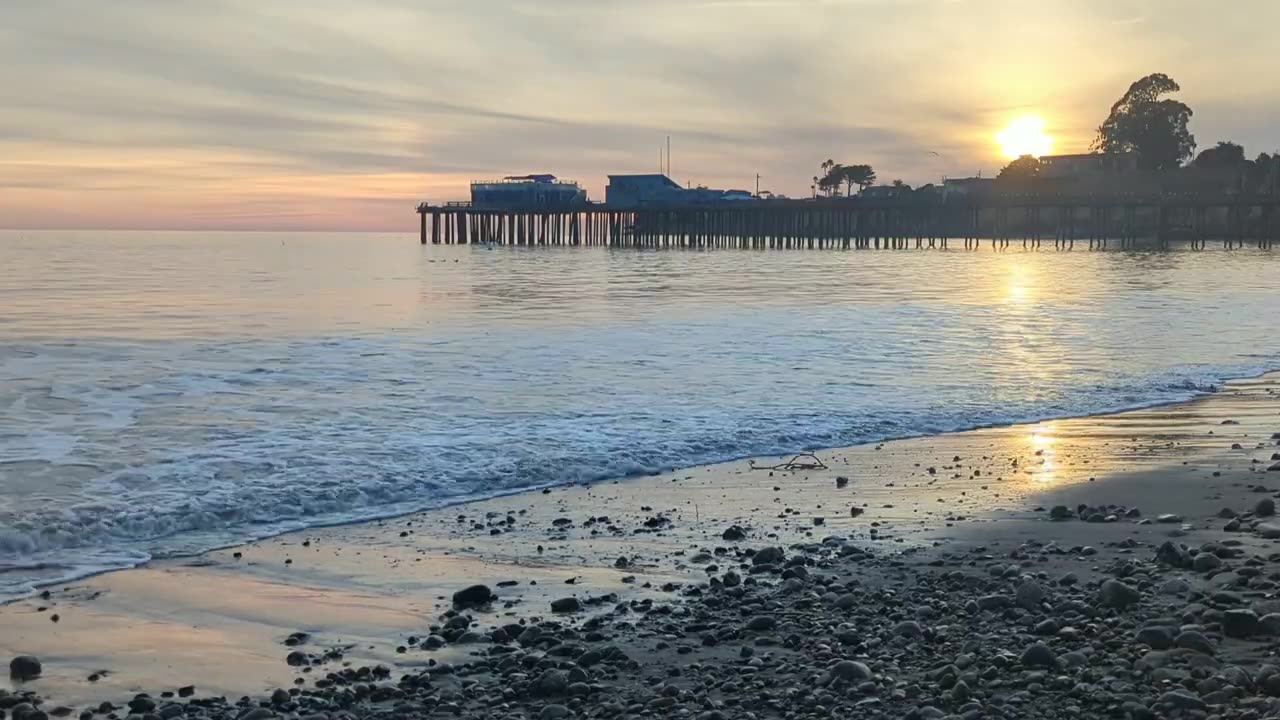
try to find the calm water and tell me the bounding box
[2,230,1280,599]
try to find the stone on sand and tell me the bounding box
[9,655,41,679]
[452,584,494,607]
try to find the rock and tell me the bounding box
[1020,642,1057,668]
[9,656,41,679]
[452,584,494,606]
[893,620,924,638]
[745,616,777,632]
[1033,619,1059,636]
[128,697,157,714]
[835,476,850,488]
[550,597,581,613]
[1099,579,1141,609]
[424,634,446,649]
[826,660,872,683]
[1259,613,1280,635]
[1259,522,1280,539]
[1225,518,1242,532]
[539,705,572,720]
[1158,690,1207,711]
[1155,541,1191,568]
[1223,608,1259,638]
[1174,630,1215,655]
[1160,578,1191,595]
[1259,498,1277,517]
[721,526,746,542]
[536,669,570,696]
[1049,505,1073,520]
[1193,552,1222,572]
[1016,581,1045,609]
[721,570,741,587]
[1156,513,1183,524]
[752,547,785,565]
[1136,626,1175,649]
[158,705,184,720]
[239,709,276,720]
[270,689,290,706]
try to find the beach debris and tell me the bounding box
[835,475,850,488]
[9,655,42,679]
[849,506,864,518]
[748,453,828,471]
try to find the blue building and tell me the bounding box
[470,175,587,209]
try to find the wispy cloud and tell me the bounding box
[1,0,1278,230]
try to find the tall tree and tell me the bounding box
[841,164,877,195]
[1093,73,1196,170]
[1194,141,1247,169]
[998,154,1042,181]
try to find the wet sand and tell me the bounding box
[3,373,1279,707]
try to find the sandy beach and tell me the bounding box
[4,372,1280,719]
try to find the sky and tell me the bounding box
[3,0,1279,231]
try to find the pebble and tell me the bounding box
[451,584,494,606]
[1020,642,1057,668]
[1098,579,1141,609]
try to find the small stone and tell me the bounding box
[1033,619,1059,636]
[1193,552,1222,572]
[1259,613,1280,636]
[1020,642,1057,668]
[1049,505,1073,520]
[1156,513,1182,524]
[893,620,924,638]
[1098,579,1141,609]
[1223,608,1259,638]
[1158,690,1207,711]
[451,584,494,607]
[745,616,777,632]
[721,526,746,542]
[752,547,785,565]
[550,597,581,613]
[270,689,291,706]
[1136,626,1175,649]
[1259,522,1280,539]
[539,705,572,720]
[827,660,871,683]
[9,656,41,679]
[1174,630,1215,655]
[1016,580,1045,609]
[1160,578,1191,595]
[1225,518,1242,532]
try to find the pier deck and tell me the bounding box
[417,195,1280,250]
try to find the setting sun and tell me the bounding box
[996,115,1053,159]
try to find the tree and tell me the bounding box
[998,154,1042,181]
[891,179,910,189]
[1194,141,1247,169]
[1093,73,1196,170]
[841,164,876,195]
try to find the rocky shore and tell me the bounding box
[12,481,1280,720]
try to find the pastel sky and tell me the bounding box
[3,0,1279,231]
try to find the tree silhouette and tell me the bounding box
[1194,141,1247,169]
[1093,73,1196,171]
[998,154,1042,181]
[841,164,877,195]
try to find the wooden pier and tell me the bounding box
[417,195,1280,250]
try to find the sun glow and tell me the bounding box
[995,115,1053,159]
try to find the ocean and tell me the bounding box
[2,229,1279,600]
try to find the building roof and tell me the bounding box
[607,174,682,188]
[503,174,559,182]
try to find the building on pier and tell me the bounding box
[470,174,587,209]
[1039,152,1138,179]
[605,174,758,207]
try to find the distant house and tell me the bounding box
[1039,153,1138,179]
[860,185,910,200]
[471,174,587,209]
[606,174,757,207]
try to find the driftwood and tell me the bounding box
[748,454,828,471]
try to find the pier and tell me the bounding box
[418,195,1280,250]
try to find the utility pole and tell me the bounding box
[755,174,760,198]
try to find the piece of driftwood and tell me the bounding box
[748,454,828,471]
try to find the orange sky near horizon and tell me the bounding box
[3,0,1279,231]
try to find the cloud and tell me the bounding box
[1,0,1279,229]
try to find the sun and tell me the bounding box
[995,115,1053,159]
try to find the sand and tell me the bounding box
[2,373,1278,707]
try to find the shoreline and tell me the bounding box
[3,363,1269,606]
[2,372,1280,715]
